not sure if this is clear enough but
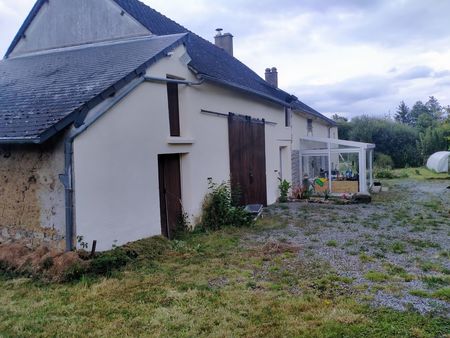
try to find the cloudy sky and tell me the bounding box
[1,0,450,118]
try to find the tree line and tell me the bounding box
[333,96,450,168]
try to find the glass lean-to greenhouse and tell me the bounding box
[299,137,376,194]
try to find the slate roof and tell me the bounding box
[291,100,336,125]
[0,34,186,143]
[112,0,335,125]
[2,0,335,143]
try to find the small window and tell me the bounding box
[285,108,291,127]
[167,81,180,137]
[307,119,313,136]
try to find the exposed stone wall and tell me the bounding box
[0,136,65,250]
[291,150,300,188]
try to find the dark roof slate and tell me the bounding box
[0,34,186,142]
[291,100,336,125]
[113,0,335,125]
[2,0,335,144]
[113,0,295,105]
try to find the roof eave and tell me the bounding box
[0,137,41,145]
[1,34,188,145]
[292,108,337,127]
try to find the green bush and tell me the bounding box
[89,248,131,275]
[121,236,171,261]
[374,168,409,179]
[374,169,396,179]
[278,178,291,203]
[63,262,88,282]
[375,153,394,169]
[201,180,254,231]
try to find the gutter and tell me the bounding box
[143,76,204,86]
[59,77,145,251]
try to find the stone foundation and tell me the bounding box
[291,150,300,187]
[0,226,65,251]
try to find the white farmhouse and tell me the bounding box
[0,0,373,252]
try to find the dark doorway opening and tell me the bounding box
[158,154,182,239]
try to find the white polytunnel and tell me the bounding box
[426,151,450,173]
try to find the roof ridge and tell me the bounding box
[113,0,295,96]
[7,34,188,60]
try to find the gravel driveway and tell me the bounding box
[246,179,450,317]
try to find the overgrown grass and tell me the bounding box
[1,221,449,337]
[365,271,390,282]
[392,167,450,180]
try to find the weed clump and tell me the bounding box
[365,271,390,282]
[89,236,171,275]
[200,180,254,231]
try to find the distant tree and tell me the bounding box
[418,121,450,160]
[418,128,448,160]
[332,114,352,140]
[332,114,348,123]
[416,113,435,132]
[395,101,410,124]
[348,116,421,168]
[444,106,450,118]
[409,101,430,127]
[425,96,444,121]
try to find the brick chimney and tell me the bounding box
[265,67,278,87]
[214,28,234,56]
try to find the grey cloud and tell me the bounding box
[289,67,450,117]
[434,70,450,78]
[396,66,434,80]
[334,1,450,48]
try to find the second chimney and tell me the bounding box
[265,67,278,87]
[214,28,234,56]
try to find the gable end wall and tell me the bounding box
[10,0,151,57]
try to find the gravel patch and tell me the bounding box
[243,179,450,317]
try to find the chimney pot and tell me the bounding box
[265,67,278,87]
[214,29,234,56]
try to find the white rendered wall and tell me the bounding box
[73,45,292,251]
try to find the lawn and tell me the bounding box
[392,166,450,180]
[1,178,450,337]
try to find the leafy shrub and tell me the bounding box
[121,236,171,261]
[375,153,394,169]
[201,180,254,230]
[278,178,291,203]
[337,115,422,168]
[63,262,88,282]
[375,169,396,179]
[89,248,131,275]
[374,169,409,179]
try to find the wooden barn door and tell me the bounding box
[158,154,182,239]
[228,113,267,206]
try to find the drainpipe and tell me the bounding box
[60,74,205,251]
[60,77,145,251]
